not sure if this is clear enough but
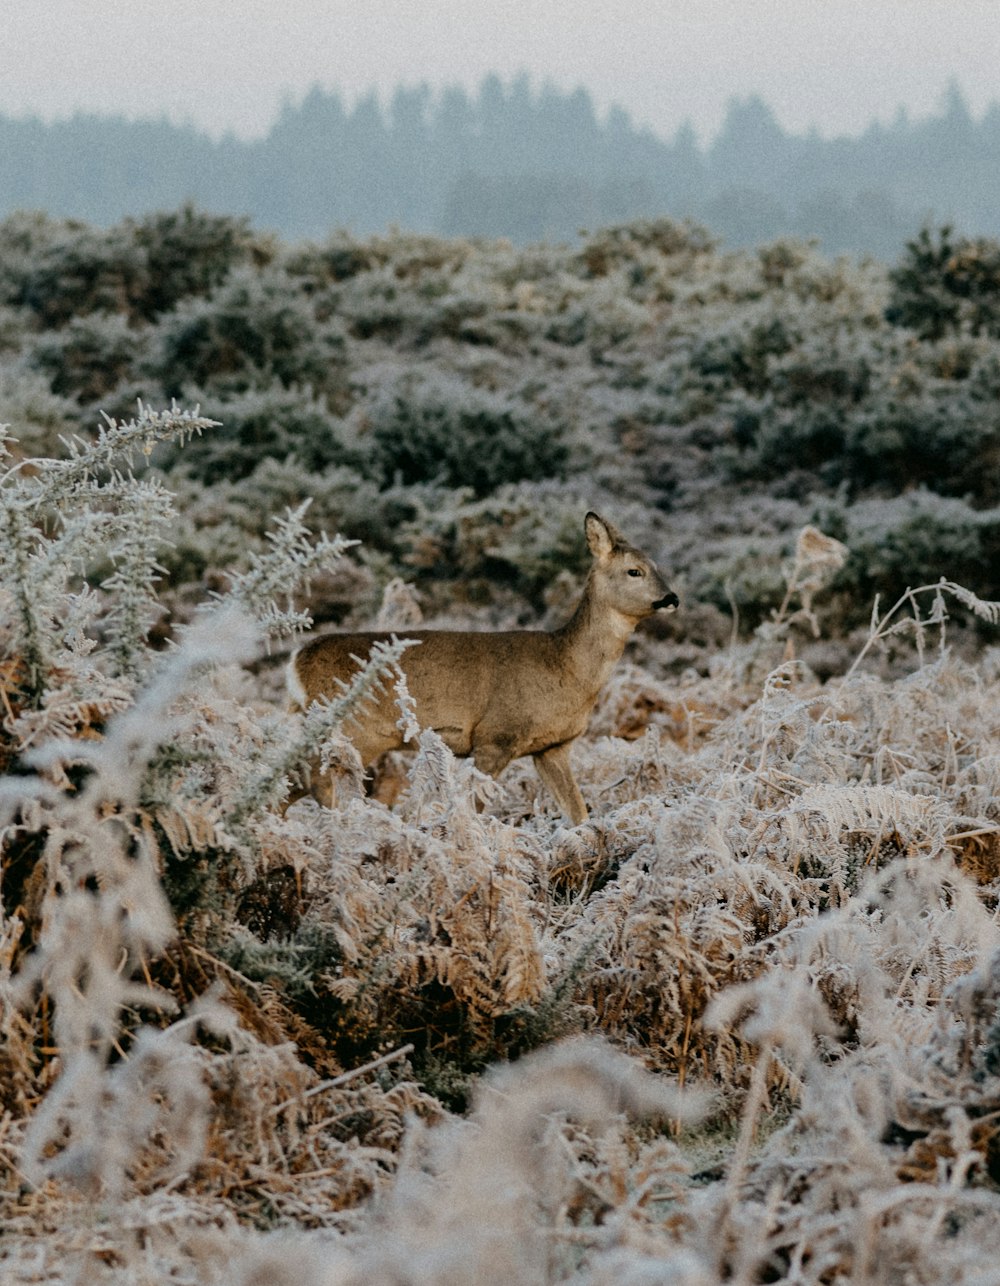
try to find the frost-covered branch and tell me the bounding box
[226,634,415,831]
[221,500,357,639]
[100,478,175,680]
[847,578,1000,676]
[0,403,217,707]
[26,401,217,507]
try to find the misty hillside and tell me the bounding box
[4,206,1000,663]
[0,77,995,255]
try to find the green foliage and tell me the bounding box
[366,380,568,497]
[887,224,1000,340]
[157,385,360,483]
[151,267,347,397]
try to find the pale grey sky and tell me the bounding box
[2,0,998,143]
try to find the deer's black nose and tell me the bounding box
[653,592,679,611]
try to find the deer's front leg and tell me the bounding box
[533,742,588,826]
[468,738,516,813]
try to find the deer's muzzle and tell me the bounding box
[653,592,679,611]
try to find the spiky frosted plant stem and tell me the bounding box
[222,500,357,640]
[100,478,174,682]
[30,401,217,508]
[226,635,415,833]
[0,402,218,707]
[0,499,49,702]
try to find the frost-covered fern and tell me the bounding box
[0,402,216,704]
[6,403,1000,1285]
[0,405,411,1228]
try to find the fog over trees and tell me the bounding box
[0,76,993,255]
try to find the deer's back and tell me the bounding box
[291,627,593,760]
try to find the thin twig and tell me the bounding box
[185,942,264,990]
[269,1042,415,1116]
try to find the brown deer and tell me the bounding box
[288,512,677,824]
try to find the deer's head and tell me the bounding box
[585,511,678,623]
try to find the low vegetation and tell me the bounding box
[3,215,1000,1281]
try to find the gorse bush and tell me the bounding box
[0,205,269,328]
[886,223,1000,340]
[152,266,347,398]
[12,220,149,329]
[129,204,274,320]
[158,384,361,484]
[30,310,147,402]
[4,208,1000,633]
[577,216,716,278]
[365,377,569,496]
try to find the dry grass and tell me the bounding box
[4,414,1000,1282]
[6,630,1000,1283]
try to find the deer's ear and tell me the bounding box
[585,511,615,560]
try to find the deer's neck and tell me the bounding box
[554,583,635,694]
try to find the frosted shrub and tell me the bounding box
[887,223,1000,341]
[393,481,595,605]
[843,368,1000,503]
[157,383,360,483]
[577,217,716,279]
[0,361,77,456]
[364,373,569,496]
[284,229,381,286]
[840,491,1000,617]
[0,210,72,308]
[30,309,147,402]
[0,402,214,703]
[13,220,147,328]
[8,210,1000,639]
[151,266,347,398]
[0,402,405,1217]
[0,206,267,329]
[129,204,271,320]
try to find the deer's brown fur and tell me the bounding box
[288,512,677,824]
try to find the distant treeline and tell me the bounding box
[0,76,994,255]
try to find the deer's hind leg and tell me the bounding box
[533,742,588,826]
[289,741,364,811]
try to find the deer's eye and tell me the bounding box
[627,568,644,578]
